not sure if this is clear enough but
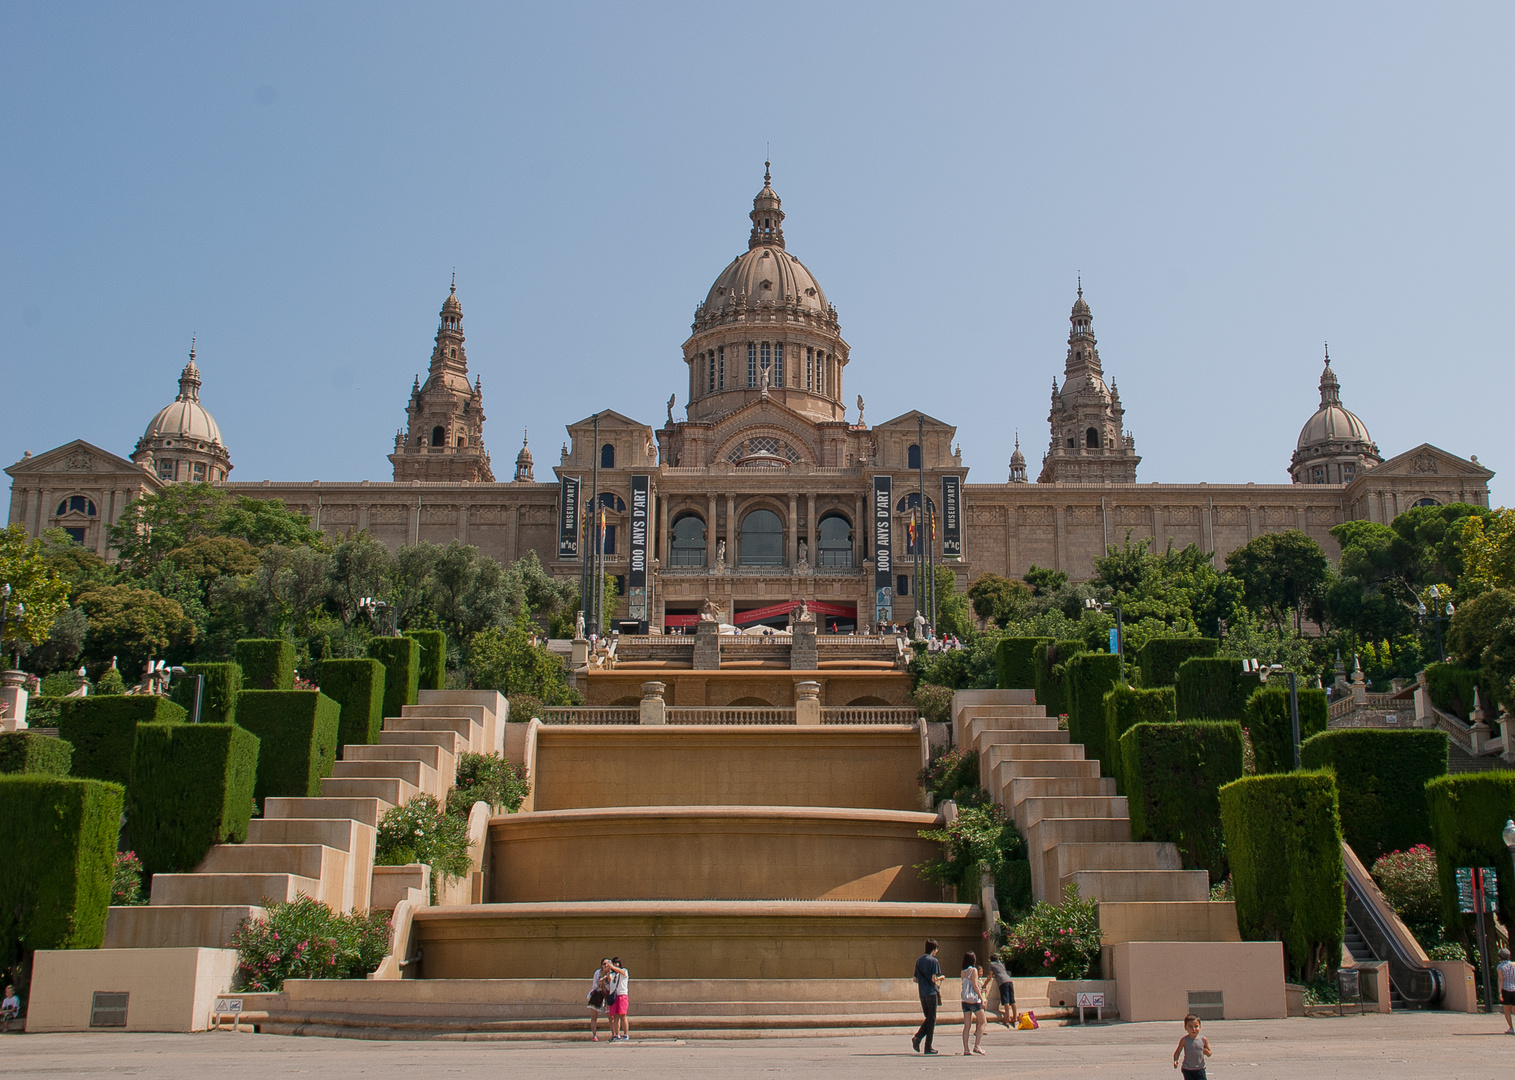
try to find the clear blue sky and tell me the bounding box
[3,3,1510,506]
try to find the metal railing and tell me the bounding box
[1342,841,1442,1007]
[539,707,640,725]
[666,707,794,724]
[821,707,920,724]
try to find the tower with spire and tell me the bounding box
[513,430,534,482]
[132,338,234,483]
[1008,433,1028,483]
[390,278,494,482]
[1038,282,1139,484]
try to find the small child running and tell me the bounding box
[1173,1014,1212,1079]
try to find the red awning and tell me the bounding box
[733,600,857,626]
[663,614,700,627]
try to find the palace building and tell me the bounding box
[7,169,1494,630]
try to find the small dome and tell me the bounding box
[1010,442,1026,467]
[442,290,462,315]
[1072,293,1090,318]
[143,353,224,446]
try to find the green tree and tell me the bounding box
[1226,530,1328,633]
[75,583,196,669]
[0,524,71,656]
[968,573,1032,628]
[1462,507,1515,595]
[108,484,325,570]
[1023,564,1068,596]
[466,618,574,703]
[1391,502,1492,597]
[933,567,973,637]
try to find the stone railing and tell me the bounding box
[1427,703,1475,755]
[1328,693,1405,721]
[666,707,794,724]
[821,706,920,724]
[539,707,640,725]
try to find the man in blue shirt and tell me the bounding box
[912,938,943,1054]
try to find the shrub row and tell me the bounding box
[236,690,339,811]
[1122,720,1243,883]
[1032,639,1085,718]
[1219,770,1344,980]
[170,662,242,724]
[317,658,387,756]
[127,723,260,876]
[996,637,1052,691]
[235,639,296,691]
[1300,729,1448,861]
[1103,685,1176,793]
[405,629,447,692]
[1066,652,1122,776]
[1424,662,1497,722]
[1243,685,1329,773]
[0,732,72,776]
[1176,656,1260,722]
[1137,637,1218,688]
[1426,771,1515,929]
[57,695,187,787]
[368,637,421,721]
[0,775,124,969]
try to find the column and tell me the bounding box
[787,492,799,566]
[854,493,865,562]
[806,492,817,560]
[1053,505,1065,570]
[23,488,38,536]
[726,493,736,565]
[707,492,718,566]
[457,504,469,545]
[659,489,671,565]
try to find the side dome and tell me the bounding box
[131,343,234,483]
[1289,349,1381,484]
[143,355,225,446]
[1295,402,1373,451]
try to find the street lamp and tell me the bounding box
[169,666,204,724]
[0,583,27,669]
[1084,597,1125,683]
[1503,819,1515,916]
[359,596,396,637]
[1417,585,1455,664]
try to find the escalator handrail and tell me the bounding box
[1342,841,1443,1006]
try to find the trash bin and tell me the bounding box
[1336,968,1363,1015]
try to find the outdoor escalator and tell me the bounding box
[1342,842,1442,1010]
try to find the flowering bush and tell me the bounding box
[446,752,530,817]
[111,851,145,906]
[917,748,982,805]
[375,793,471,902]
[997,884,1101,978]
[230,896,391,992]
[917,802,1027,903]
[911,683,956,726]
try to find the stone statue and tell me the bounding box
[715,539,726,568]
[856,395,865,425]
[913,611,927,640]
[788,599,814,626]
[797,540,808,565]
[699,598,723,623]
[759,365,771,396]
[575,610,586,640]
[666,393,676,424]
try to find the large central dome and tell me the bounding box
[680,167,850,425]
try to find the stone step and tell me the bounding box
[1047,841,1179,884]
[993,758,1103,786]
[1098,901,1241,944]
[264,796,389,828]
[103,904,264,949]
[384,716,475,743]
[379,729,467,754]
[1014,795,1130,830]
[331,757,436,792]
[974,729,1069,748]
[1003,776,1116,813]
[992,742,1085,760]
[345,741,449,769]
[149,871,323,907]
[199,842,343,880]
[1061,869,1211,903]
[320,775,418,805]
[1027,817,1132,852]
[247,816,371,851]
[966,715,1059,740]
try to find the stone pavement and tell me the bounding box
[1,1013,1507,1079]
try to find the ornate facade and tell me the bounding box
[7,169,1496,629]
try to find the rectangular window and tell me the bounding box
[760,342,770,377]
[717,346,724,389]
[158,459,176,481]
[806,347,814,390]
[897,574,909,597]
[747,342,757,387]
[192,462,206,481]
[603,524,617,555]
[817,352,825,395]
[708,351,716,394]
[775,343,785,386]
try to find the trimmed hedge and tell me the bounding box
[1103,685,1176,793]
[0,775,124,968]
[318,658,387,756]
[234,639,296,691]
[1176,656,1260,721]
[1122,720,1244,883]
[1426,771,1515,929]
[170,662,242,725]
[235,690,340,810]
[1424,663,1497,722]
[405,630,447,692]
[1066,652,1123,777]
[0,732,72,776]
[1243,685,1329,773]
[1033,639,1085,718]
[1219,770,1345,978]
[1138,637,1219,688]
[996,637,1052,690]
[127,723,259,876]
[368,636,422,721]
[1300,729,1448,861]
[57,695,187,787]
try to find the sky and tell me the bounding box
[3,2,1511,506]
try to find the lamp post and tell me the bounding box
[1084,598,1125,683]
[1503,818,1515,927]
[359,596,396,637]
[0,583,27,669]
[1417,585,1455,664]
[169,665,204,724]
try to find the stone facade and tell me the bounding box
[5,169,1496,630]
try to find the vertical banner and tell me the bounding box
[558,475,581,559]
[628,476,650,625]
[940,475,962,559]
[872,475,893,624]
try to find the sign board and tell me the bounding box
[872,476,892,588]
[557,475,581,560]
[628,475,650,589]
[1075,992,1105,1009]
[876,586,893,624]
[214,997,243,1014]
[1457,866,1500,913]
[1108,628,1120,655]
[940,476,962,558]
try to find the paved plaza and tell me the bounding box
[1,1014,1507,1080]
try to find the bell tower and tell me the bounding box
[390,278,494,482]
[1038,283,1140,484]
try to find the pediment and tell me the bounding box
[5,439,150,480]
[567,409,649,432]
[709,399,823,465]
[1370,443,1494,480]
[874,409,957,436]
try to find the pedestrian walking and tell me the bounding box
[987,955,1015,1027]
[1497,948,1515,1034]
[911,938,943,1055]
[1173,1014,1212,1079]
[586,959,613,1041]
[959,952,989,1055]
[605,957,630,1041]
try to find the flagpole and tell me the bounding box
[589,414,600,633]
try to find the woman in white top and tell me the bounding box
[960,952,989,1055]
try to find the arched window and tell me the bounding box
[1086,427,1099,449]
[600,443,616,469]
[774,343,785,385]
[717,345,725,389]
[57,495,97,517]
[739,508,784,567]
[817,512,853,567]
[1413,497,1439,508]
[670,513,707,566]
[708,351,716,394]
[907,443,922,470]
[431,425,446,448]
[597,492,626,512]
[896,493,936,555]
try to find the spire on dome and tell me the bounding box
[1319,342,1342,406]
[514,428,534,482]
[1009,432,1028,483]
[177,339,202,402]
[749,162,785,250]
